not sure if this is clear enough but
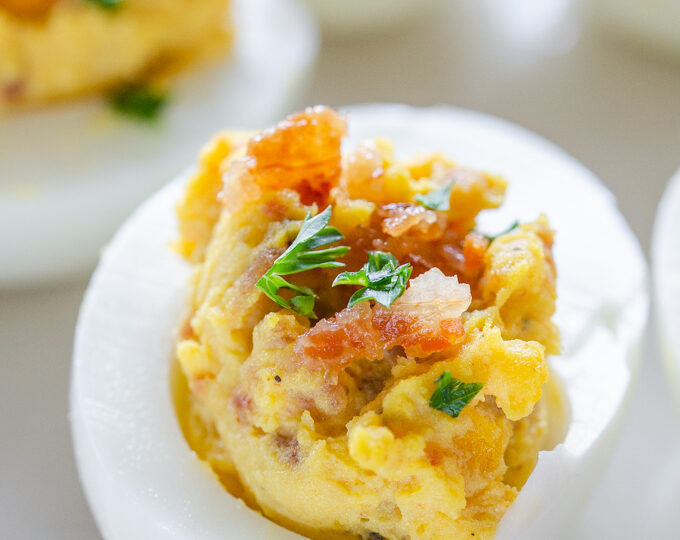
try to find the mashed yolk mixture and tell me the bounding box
[174,106,561,540]
[0,0,231,108]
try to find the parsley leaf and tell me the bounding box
[429,371,483,418]
[482,220,520,242]
[414,180,454,211]
[86,0,123,11]
[256,206,349,318]
[332,251,412,308]
[110,84,166,121]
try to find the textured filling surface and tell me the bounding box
[174,106,560,540]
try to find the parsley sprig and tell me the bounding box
[415,180,454,211]
[332,251,412,308]
[256,206,349,318]
[110,83,166,121]
[256,210,415,316]
[86,0,123,11]
[482,220,520,242]
[429,371,483,418]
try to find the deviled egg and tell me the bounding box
[71,104,648,540]
[0,0,230,109]
[0,0,318,287]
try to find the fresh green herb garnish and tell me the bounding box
[332,251,412,308]
[414,180,454,211]
[110,84,166,120]
[482,220,520,242]
[86,0,123,11]
[256,206,349,318]
[429,371,483,418]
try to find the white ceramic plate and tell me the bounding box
[0,0,318,288]
[652,168,680,406]
[71,104,648,540]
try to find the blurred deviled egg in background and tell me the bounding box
[0,0,318,287]
[0,0,232,108]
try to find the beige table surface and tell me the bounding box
[2,1,680,538]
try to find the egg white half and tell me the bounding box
[70,104,649,540]
[0,0,318,288]
[652,167,680,408]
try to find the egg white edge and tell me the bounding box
[70,103,650,540]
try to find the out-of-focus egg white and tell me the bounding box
[590,0,680,59]
[0,0,318,289]
[301,0,439,38]
[652,168,680,407]
[70,104,648,540]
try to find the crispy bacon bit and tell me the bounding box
[463,232,489,270]
[261,200,288,221]
[340,140,385,197]
[379,203,443,238]
[231,391,254,425]
[273,432,301,466]
[2,80,25,100]
[341,203,484,284]
[245,106,346,206]
[425,443,450,466]
[241,247,284,288]
[388,268,469,357]
[0,0,57,18]
[395,268,471,319]
[188,371,216,395]
[294,302,380,368]
[178,317,196,340]
[345,140,384,179]
[294,269,471,369]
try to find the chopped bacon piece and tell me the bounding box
[293,302,381,368]
[188,371,216,395]
[340,139,386,199]
[272,433,301,466]
[294,269,471,370]
[341,203,484,285]
[245,106,346,206]
[379,203,444,238]
[231,391,254,425]
[0,0,57,18]
[2,80,25,100]
[462,232,489,270]
[178,317,196,340]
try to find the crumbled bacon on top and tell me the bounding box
[0,0,57,18]
[379,203,444,238]
[294,269,471,370]
[462,232,489,270]
[245,106,347,206]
